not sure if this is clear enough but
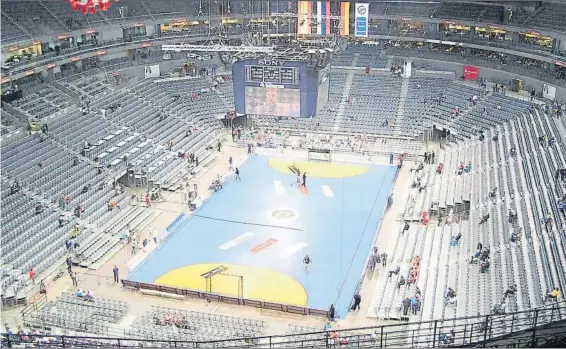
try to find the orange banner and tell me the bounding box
[250,239,278,253]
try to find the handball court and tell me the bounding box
[128,155,397,316]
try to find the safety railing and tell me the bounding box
[20,293,47,318]
[121,279,330,318]
[4,301,566,348]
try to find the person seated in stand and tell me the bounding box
[59,214,70,227]
[508,208,517,223]
[35,204,44,215]
[84,290,95,302]
[479,213,490,225]
[81,184,90,194]
[510,147,517,157]
[544,288,560,302]
[209,179,223,192]
[480,258,490,273]
[503,284,517,299]
[76,288,85,297]
[388,266,400,278]
[444,288,457,304]
[10,181,21,195]
[416,162,424,173]
[457,162,464,175]
[108,199,118,211]
[489,187,497,198]
[74,204,85,218]
[397,276,406,289]
[436,162,444,174]
[464,162,472,173]
[451,233,462,245]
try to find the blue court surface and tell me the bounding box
[129,155,397,316]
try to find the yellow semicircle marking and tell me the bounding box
[154,263,307,306]
[268,158,369,178]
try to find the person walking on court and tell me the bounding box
[235,167,240,181]
[303,255,312,273]
[229,156,233,170]
[113,265,119,283]
[302,172,307,187]
[351,293,361,311]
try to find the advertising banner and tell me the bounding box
[354,3,369,37]
[144,64,160,78]
[542,84,556,100]
[463,65,479,80]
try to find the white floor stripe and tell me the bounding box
[321,185,334,197]
[274,180,285,196]
[280,242,308,258]
[219,232,255,250]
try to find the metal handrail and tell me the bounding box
[5,301,565,348]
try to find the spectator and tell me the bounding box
[503,284,517,299]
[544,288,560,302]
[388,266,400,277]
[113,265,119,283]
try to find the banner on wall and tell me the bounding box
[297,1,311,35]
[144,64,160,78]
[354,3,369,37]
[542,84,556,100]
[463,65,479,80]
[316,1,331,36]
[340,2,350,36]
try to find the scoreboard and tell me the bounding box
[245,65,300,85]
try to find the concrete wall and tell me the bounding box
[401,57,566,101]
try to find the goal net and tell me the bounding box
[308,148,332,162]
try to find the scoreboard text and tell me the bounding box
[245,65,299,85]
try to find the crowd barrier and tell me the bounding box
[4,302,566,348]
[121,279,330,317]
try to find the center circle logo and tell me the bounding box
[272,209,296,219]
[357,5,367,15]
[267,208,300,221]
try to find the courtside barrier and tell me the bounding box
[121,279,330,317]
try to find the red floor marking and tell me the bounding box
[250,238,278,253]
[298,185,308,195]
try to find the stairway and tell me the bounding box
[442,91,492,137]
[394,77,410,137]
[351,53,360,67]
[331,70,355,133]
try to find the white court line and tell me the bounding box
[274,180,285,196]
[321,185,334,197]
[280,242,308,258]
[219,232,255,250]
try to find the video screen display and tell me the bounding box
[245,86,300,117]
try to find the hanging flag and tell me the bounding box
[317,2,323,35]
[354,3,369,37]
[325,2,331,35]
[316,2,332,35]
[298,1,311,35]
[340,2,350,36]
